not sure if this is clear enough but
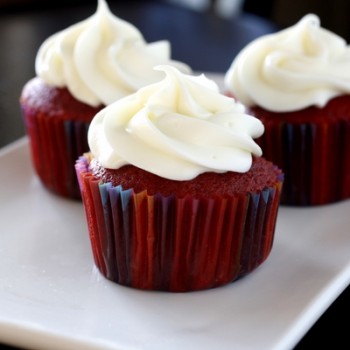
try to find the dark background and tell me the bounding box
[2,0,350,41]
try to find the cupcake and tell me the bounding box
[225,14,350,206]
[20,0,190,199]
[75,65,284,292]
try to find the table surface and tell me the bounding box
[0,1,349,349]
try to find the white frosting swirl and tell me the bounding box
[35,0,190,107]
[225,14,350,112]
[88,65,264,180]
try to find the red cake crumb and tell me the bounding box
[89,156,282,198]
[250,94,350,124]
[20,77,103,122]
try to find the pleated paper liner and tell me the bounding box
[256,114,350,206]
[76,155,283,292]
[22,106,89,199]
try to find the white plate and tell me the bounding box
[1,76,350,350]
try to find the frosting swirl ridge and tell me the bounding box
[225,14,350,112]
[88,65,264,180]
[35,0,190,107]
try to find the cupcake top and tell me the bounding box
[35,0,190,107]
[88,65,264,181]
[225,14,350,112]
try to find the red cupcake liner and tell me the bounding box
[257,118,350,206]
[76,156,283,292]
[22,106,89,199]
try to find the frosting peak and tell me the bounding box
[225,14,350,112]
[88,65,264,180]
[35,0,190,107]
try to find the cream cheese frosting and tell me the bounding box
[88,65,264,180]
[225,14,350,112]
[35,0,190,107]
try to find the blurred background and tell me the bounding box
[1,0,350,41]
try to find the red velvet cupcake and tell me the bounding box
[76,66,284,292]
[20,0,190,199]
[250,97,350,205]
[21,78,102,199]
[225,14,350,206]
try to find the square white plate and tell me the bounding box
[1,75,350,350]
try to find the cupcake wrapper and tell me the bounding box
[23,106,89,199]
[259,119,350,206]
[76,156,283,292]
